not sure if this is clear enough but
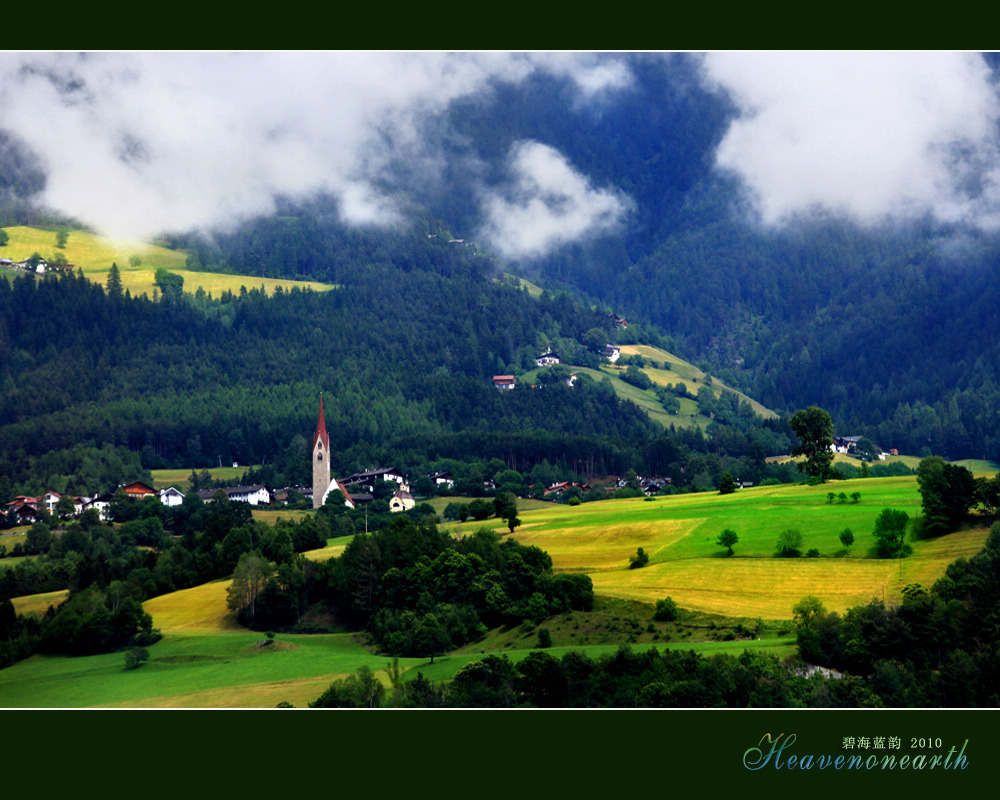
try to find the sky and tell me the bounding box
[2,52,999,253]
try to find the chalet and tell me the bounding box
[40,491,62,514]
[608,313,628,329]
[603,345,621,362]
[197,484,271,505]
[120,481,157,499]
[831,436,862,454]
[342,468,408,492]
[535,349,561,367]
[493,375,516,390]
[565,372,579,387]
[85,492,114,520]
[6,496,39,525]
[389,490,415,513]
[159,486,185,507]
[428,471,454,489]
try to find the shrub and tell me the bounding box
[806,548,820,558]
[629,547,650,569]
[653,597,679,622]
[776,528,803,557]
[537,628,552,648]
[124,647,149,670]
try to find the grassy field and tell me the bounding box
[1,226,333,298]
[150,466,248,489]
[449,475,989,618]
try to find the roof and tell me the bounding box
[313,393,330,452]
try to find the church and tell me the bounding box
[312,395,356,510]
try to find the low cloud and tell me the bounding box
[0,51,633,245]
[477,140,634,260]
[701,51,1000,228]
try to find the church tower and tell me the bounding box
[312,394,331,509]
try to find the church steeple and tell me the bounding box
[313,392,330,452]
[312,393,331,509]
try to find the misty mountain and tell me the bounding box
[4,52,1000,462]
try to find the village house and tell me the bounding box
[535,349,561,367]
[159,486,185,507]
[197,484,271,505]
[603,345,621,362]
[493,375,516,390]
[121,481,157,500]
[428,471,454,490]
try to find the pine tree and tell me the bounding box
[106,262,123,300]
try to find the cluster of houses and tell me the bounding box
[543,474,674,499]
[492,343,620,391]
[5,481,175,525]
[0,257,74,275]
[5,464,429,527]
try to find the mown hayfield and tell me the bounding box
[251,508,314,525]
[0,226,333,299]
[302,538,353,562]
[11,590,68,618]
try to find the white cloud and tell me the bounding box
[701,51,1000,228]
[478,140,634,260]
[0,51,634,244]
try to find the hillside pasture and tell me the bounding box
[0,226,333,298]
[521,342,776,432]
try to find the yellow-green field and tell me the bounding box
[11,590,68,618]
[454,476,990,618]
[1,226,333,298]
[617,344,778,420]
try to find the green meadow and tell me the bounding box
[0,226,333,298]
[150,466,247,490]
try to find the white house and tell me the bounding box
[603,345,621,362]
[535,350,561,367]
[159,486,185,507]
[198,484,271,505]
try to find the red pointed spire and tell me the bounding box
[314,393,329,451]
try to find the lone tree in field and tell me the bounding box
[872,508,911,559]
[916,456,976,536]
[629,547,650,569]
[717,529,739,555]
[839,528,855,554]
[776,528,804,557]
[789,406,835,482]
[718,473,737,495]
[56,229,68,248]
